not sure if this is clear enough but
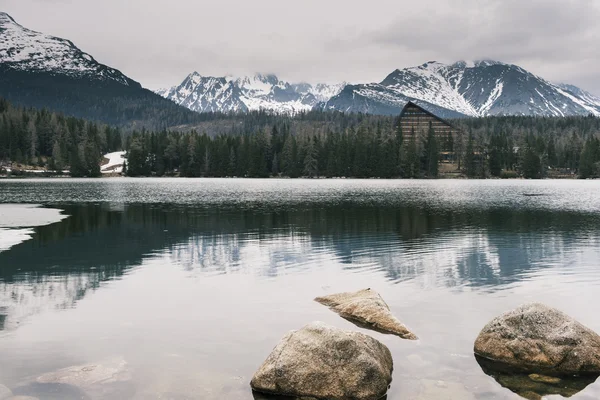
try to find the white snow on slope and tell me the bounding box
[157,72,345,114]
[479,80,504,115]
[305,82,348,102]
[0,12,131,85]
[102,151,126,174]
[384,62,479,116]
[554,86,600,116]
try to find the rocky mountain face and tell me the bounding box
[0,12,201,129]
[320,61,600,117]
[156,72,345,114]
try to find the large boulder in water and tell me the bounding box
[315,288,417,340]
[474,303,600,375]
[251,322,393,400]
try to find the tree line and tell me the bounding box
[0,97,121,177]
[1,96,599,179]
[125,115,600,179]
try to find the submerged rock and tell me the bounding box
[474,303,600,375]
[36,357,131,387]
[314,288,417,340]
[251,321,393,400]
[34,357,134,399]
[476,355,599,399]
[527,374,561,384]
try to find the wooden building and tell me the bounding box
[397,101,462,155]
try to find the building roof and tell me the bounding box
[398,101,461,131]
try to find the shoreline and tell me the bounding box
[0,174,588,180]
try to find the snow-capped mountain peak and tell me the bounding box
[157,72,345,114]
[0,12,137,87]
[380,61,479,116]
[319,60,600,118]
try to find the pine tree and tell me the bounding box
[579,137,600,179]
[272,152,279,176]
[522,146,542,179]
[281,135,297,177]
[126,138,146,177]
[547,138,557,168]
[83,140,101,177]
[488,135,502,177]
[465,132,476,178]
[303,138,318,178]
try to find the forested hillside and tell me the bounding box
[0,67,207,130]
[0,97,121,176]
[1,97,599,179]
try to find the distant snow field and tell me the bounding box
[102,151,126,174]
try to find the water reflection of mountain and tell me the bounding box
[0,204,198,330]
[0,203,598,330]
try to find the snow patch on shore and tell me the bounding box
[102,151,126,174]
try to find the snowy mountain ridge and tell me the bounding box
[321,60,600,117]
[0,12,138,87]
[160,60,600,118]
[156,72,346,114]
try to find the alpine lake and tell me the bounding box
[0,178,600,400]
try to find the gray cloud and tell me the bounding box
[3,0,600,94]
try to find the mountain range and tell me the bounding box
[159,61,600,118]
[155,72,346,114]
[1,11,600,124]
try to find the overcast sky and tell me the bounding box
[4,0,600,94]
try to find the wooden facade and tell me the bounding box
[398,102,461,153]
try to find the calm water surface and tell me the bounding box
[0,178,599,400]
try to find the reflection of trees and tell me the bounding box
[0,203,598,330]
[0,274,97,330]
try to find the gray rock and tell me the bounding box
[34,357,133,399]
[251,322,393,400]
[0,385,12,400]
[315,288,417,340]
[474,303,600,375]
[36,357,131,388]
